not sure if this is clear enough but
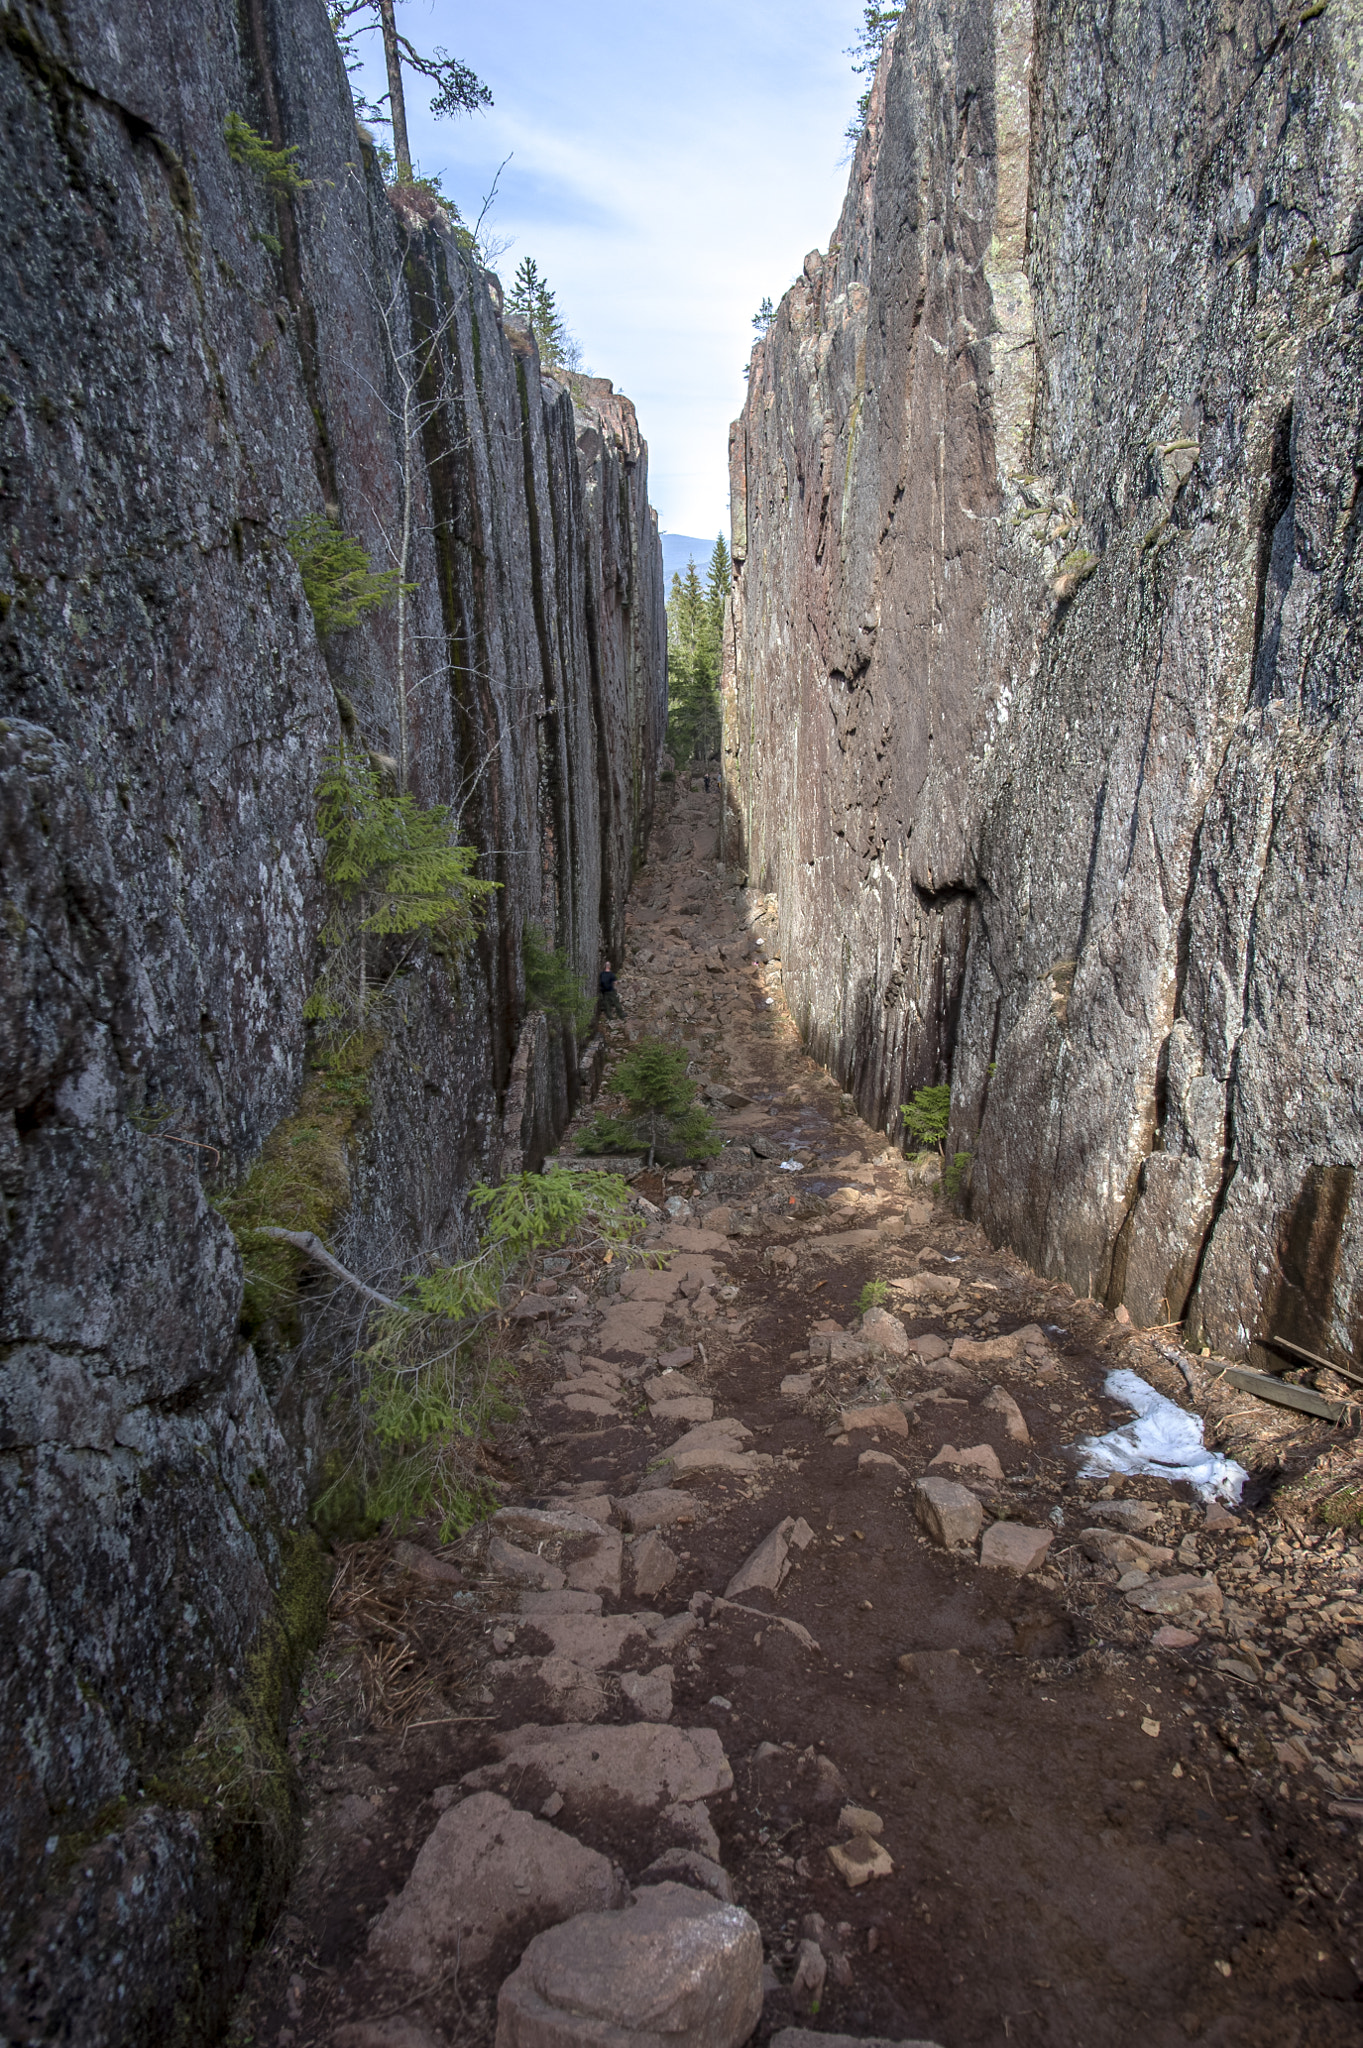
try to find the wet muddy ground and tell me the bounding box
[231,780,1363,2048]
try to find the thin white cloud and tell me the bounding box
[345,0,863,535]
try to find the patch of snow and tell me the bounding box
[1075,1368,1247,1502]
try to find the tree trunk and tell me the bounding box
[378,0,412,178]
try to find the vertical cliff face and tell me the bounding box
[726,0,1361,1360]
[0,0,664,2032]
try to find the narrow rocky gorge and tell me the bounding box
[231,780,1363,2048]
[2,0,1360,2039]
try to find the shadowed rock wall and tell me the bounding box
[725,0,1361,1364]
[0,0,664,2033]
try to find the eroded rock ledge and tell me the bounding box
[723,0,1361,1364]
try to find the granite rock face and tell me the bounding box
[725,0,1362,1361]
[0,0,663,2033]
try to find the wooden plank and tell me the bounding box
[1219,1367,1349,1425]
[1256,1332,1363,1389]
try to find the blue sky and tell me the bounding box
[345,2,865,538]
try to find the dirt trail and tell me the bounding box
[233,780,1363,2048]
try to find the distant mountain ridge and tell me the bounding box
[660,532,715,582]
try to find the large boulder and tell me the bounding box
[369,1792,624,1978]
[495,1882,762,2048]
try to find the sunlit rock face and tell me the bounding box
[725,0,1361,1361]
[0,0,664,2030]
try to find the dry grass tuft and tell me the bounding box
[320,1538,486,1732]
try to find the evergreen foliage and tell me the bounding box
[328,3,491,139]
[666,535,729,765]
[523,925,594,1037]
[580,1039,721,1169]
[224,112,311,193]
[357,1167,641,1532]
[899,1083,951,1153]
[845,3,904,140]
[752,296,775,335]
[505,257,582,373]
[307,748,499,1027]
[286,514,409,637]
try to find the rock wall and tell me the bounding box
[725,0,1361,1364]
[0,0,664,2034]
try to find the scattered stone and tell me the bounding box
[1078,1528,1175,1569]
[929,1442,1004,1480]
[463,1723,733,1815]
[828,1834,894,1888]
[1126,1573,1223,1617]
[658,1345,697,1370]
[620,1667,674,1720]
[518,1590,603,1616]
[810,1331,874,1368]
[368,1791,624,1977]
[950,1332,1026,1366]
[662,1443,770,1480]
[859,1307,911,1356]
[494,1506,611,1541]
[909,1332,950,1361]
[487,1657,606,1723]
[983,1387,1029,1443]
[616,1490,701,1533]
[781,1373,816,1397]
[510,1294,560,1321]
[630,1529,680,1599]
[564,1527,623,1600]
[791,1937,827,2010]
[565,1496,614,1527]
[495,1883,763,2048]
[596,1300,669,1355]
[551,1373,621,1401]
[333,2023,444,2048]
[562,1393,619,1418]
[839,1402,909,1437]
[979,1522,1053,1574]
[788,1518,815,1550]
[516,1613,648,1670]
[487,1536,567,1590]
[770,2033,944,2048]
[1152,1625,1200,1650]
[1086,1499,1161,1533]
[838,1804,884,1837]
[913,1477,985,1549]
[725,1518,795,1598]
[1204,1500,1238,1529]
[658,1800,723,1860]
[651,1396,715,1423]
[644,1371,702,1401]
[639,1848,734,1902]
[892,1273,960,1304]
[858,1449,908,1477]
[391,1540,464,1586]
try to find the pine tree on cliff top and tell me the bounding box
[506,257,579,373]
[846,3,904,141]
[330,0,490,180]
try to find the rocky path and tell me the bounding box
[233,781,1363,2048]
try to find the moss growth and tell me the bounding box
[142,1531,331,1938]
[215,1033,380,1343]
[1316,1484,1363,1530]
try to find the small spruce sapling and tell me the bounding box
[899,1083,950,1155]
[308,748,498,1025]
[523,926,594,1037]
[580,1039,721,1169]
[286,514,411,637]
